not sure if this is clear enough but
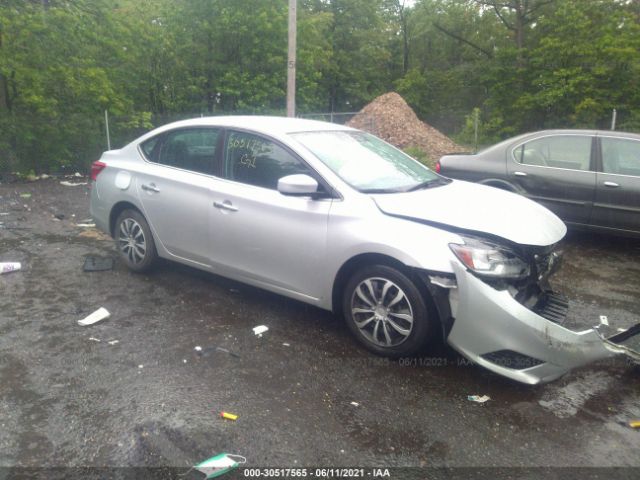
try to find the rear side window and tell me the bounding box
[140,128,220,175]
[601,137,640,177]
[513,135,592,171]
[223,130,313,190]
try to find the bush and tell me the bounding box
[403,146,436,170]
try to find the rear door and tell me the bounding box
[506,134,596,225]
[136,127,221,267]
[591,135,640,233]
[208,129,333,300]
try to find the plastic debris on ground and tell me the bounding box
[195,345,240,358]
[282,342,290,347]
[630,420,640,428]
[599,315,609,326]
[60,181,88,187]
[1,262,21,275]
[76,223,96,228]
[220,411,238,421]
[467,395,491,403]
[19,193,31,198]
[350,402,360,407]
[107,340,119,345]
[89,337,101,343]
[77,307,110,326]
[193,453,246,479]
[253,325,268,337]
[83,256,114,272]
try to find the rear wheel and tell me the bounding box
[115,209,157,272]
[343,264,432,357]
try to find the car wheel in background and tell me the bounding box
[343,264,432,357]
[115,209,157,272]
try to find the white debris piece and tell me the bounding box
[467,395,491,403]
[253,325,269,336]
[138,365,144,369]
[599,315,609,326]
[350,402,360,407]
[107,340,119,345]
[60,181,88,187]
[0,262,21,275]
[194,346,202,352]
[282,342,290,347]
[89,337,101,343]
[75,223,96,228]
[77,307,110,326]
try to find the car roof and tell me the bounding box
[527,129,640,138]
[475,128,640,156]
[148,115,356,137]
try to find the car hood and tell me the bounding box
[372,180,567,246]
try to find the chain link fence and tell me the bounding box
[3,106,635,180]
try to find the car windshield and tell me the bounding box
[290,130,443,193]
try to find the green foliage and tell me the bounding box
[453,108,502,151]
[403,146,434,169]
[1,0,640,174]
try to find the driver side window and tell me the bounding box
[223,131,313,190]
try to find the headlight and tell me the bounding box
[449,236,530,280]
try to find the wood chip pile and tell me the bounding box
[347,92,467,160]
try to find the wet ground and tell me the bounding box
[1,178,639,476]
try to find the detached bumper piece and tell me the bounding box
[447,262,640,384]
[595,323,640,362]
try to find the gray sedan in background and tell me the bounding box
[438,129,640,237]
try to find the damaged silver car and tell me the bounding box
[89,116,640,384]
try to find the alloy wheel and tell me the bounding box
[350,277,414,347]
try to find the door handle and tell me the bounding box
[603,181,620,188]
[213,201,238,212]
[141,183,160,193]
[514,171,527,177]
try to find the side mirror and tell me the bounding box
[277,174,319,196]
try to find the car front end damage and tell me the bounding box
[426,238,640,384]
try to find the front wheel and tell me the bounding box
[343,265,433,357]
[115,209,157,272]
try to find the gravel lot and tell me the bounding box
[1,178,639,478]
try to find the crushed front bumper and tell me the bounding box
[445,262,640,384]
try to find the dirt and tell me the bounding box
[347,92,468,161]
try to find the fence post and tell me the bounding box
[473,109,479,153]
[611,109,617,131]
[104,110,111,150]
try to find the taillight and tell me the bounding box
[435,161,441,173]
[90,161,106,181]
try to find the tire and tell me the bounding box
[114,209,157,272]
[342,264,432,357]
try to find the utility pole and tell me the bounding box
[287,0,297,117]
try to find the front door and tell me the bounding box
[208,129,332,300]
[507,134,596,225]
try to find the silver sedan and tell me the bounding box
[90,117,640,384]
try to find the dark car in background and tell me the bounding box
[438,130,640,237]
